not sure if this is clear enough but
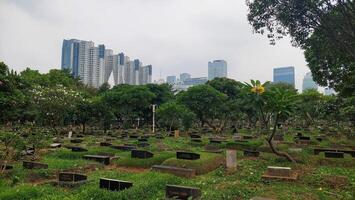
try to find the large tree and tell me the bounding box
[246,0,355,96]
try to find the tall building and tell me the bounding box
[180,73,191,82]
[183,77,208,86]
[302,72,318,92]
[166,76,177,84]
[61,39,152,87]
[61,39,80,76]
[208,60,227,80]
[273,66,295,87]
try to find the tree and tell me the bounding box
[246,0,355,96]
[178,85,228,133]
[98,82,110,94]
[297,89,324,127]
[74,98,94,134]
[32,85,84,134]
[207,77,243,98]
[102,85,156,128]
[0,62,26,124]
[263,85,298,162]
[0,132,25,173]
[25,128,50,160]
[156,101,195,131]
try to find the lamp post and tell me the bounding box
[152,104,156,133]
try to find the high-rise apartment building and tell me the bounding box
[61,39,152,88]
[273,66,295,87]
[208,60,227,80]
[302,72,318,92]
[180,73,191,82]
[166,76,177,84]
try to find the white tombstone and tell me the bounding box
[68,131,72,138]
[226,149,237,170]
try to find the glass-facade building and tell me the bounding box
[208,60,227,80]
[273,66,295,87]
[61,39,80,76]
[166,76,177,84]
[302,72,317,92]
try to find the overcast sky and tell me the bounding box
[0,0,311,90]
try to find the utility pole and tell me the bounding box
[152,104,156,133]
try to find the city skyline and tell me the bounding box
[0,0,311,91]
[61,38,152,87]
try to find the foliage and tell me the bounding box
[246,0,355,96]
[156,101,195,131]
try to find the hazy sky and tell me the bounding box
[0,0,311,90]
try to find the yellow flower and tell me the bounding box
[251,85,265,94]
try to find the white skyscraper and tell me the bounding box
[302,72,318,92]
[208,60,227,80]
[61,39,152,87]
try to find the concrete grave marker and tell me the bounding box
[176,152,200,160]
[166,184,201,200]
[23,161,48,169]
[99,178,133,191]
[131,149,154,159]
[226,149,237,170]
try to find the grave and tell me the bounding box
[58,172,87,187]
[100,142,112,146]
[83,155,111,165]
[191,138,202,143]
[23,161,48,169]
[242,135,255,140]
[131,149,154,159]
[68,146,88,152]
[174,130,180,138]
[273,134,284,141]
[129,135,139,139]
[226,149,237,170]
[0,164,13,170]
[313,148,355,157]
[152,165,196,178]
[190,134,202,139]
[138,138,148,142]
[324,151,344,158]
[288,148,302,153]
[137,142,150,147]
[243,150,260,157]
[70,139,83,143]
[50,143,62,148]
[166,184,201,200]
[262,166,298,180]
[203,144,223,153]
[176,152,200,160]
[111,145,136,151]
[99,178,133,191]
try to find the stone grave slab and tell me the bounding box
[138,138,148,142]
[191,138,202,143]
[100,142,112,146]
[152,165,196,178]
[176,152,200,160]
[23,161,48,169]
[0,164,13,170]
[58,172,87,187]
[99,178,133,191]
[226,149,237,170]
[83,155,111,165]
[111,145,136,151]
[68,146,88,152]
[137,142,150,147]
[131,149,154,159]
[262,166,298,180]
[166,184,201,200]
[324,151,344,158]
[50,143,62,148]
[203,144,222,153]
[70,139,83,143]
[129,135,139,139]
[243,150,260,157]
[190,134,201,139]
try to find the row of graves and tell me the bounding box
[2,127,352,200]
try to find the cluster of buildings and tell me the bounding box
[273,66,334,95]
[61,39,152,88]
[166,60,228,91]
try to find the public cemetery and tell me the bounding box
[1,63,354,199]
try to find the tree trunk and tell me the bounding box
[267,114,296,162]
[82,123,86,135]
